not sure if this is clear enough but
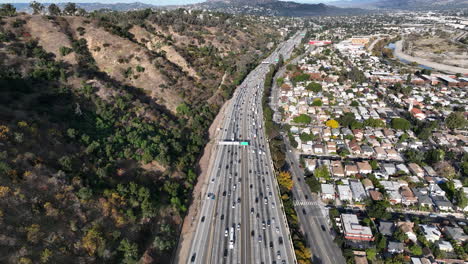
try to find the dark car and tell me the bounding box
[278,237,283,245]
[251,230,255,236]
[304,195,308,200]
[223,249,228,258]
[201,216,205,222]
[221,214,224,220]
[302,208,307,215]
[223,191,226,196]
[191,254,196,262]
[321,225,326,231]
[270,241,273,248]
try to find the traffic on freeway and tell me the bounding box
[186,31,305,264]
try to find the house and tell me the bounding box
[420,225,441,242]
[350,180,367,202]
[383,163,397,176]
[338,185,353,201]
[408,163,425,177]
[321,184,336,200]
[362,178,374,190]
[388,190,402,204]
[354,255,368,264]
[352,129,364,141]
[411,258,432,264]
[305,159,317,171]
[429,184,446,197]
[383,128,395,139]
[348,140,362,155]
[357,161,372,174]
[432,195,453,211]
[332,164,345,177]
[345,164,359,176]
[369,190,383,201]
[410,107,426,120]
[413,188,433,208]
[396,163,410,174]
[437,240,454,252]
[386,149,400,160]
[341,214,374,241]
[379,221,395,236]
[443,226,468,243]
[313,144,325,154]
[388,241,404,254]
[400,186,418,205]
[361,145,374,157]
[423,165,437,177]
[397,221,417,242]
[374,147,387,159]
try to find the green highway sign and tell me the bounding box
[240,142,249,146]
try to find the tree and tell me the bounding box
[118,239,138,264]
[0,4,16,16]
[306,82,322,93]
[338,112,356,128]
[305,176,320,193]
[366,248,377,261]
[364,118,385,128]
[63,2,77,16]
[277,171,293,191]
[376,234,387,251]
[409,244,422,256]
[350,101,359,107]
[393,227,408,242]
[48,3,61,16]
[314,166,330,180]
[455,189,468,208]
[370,160,379,170]
[292,114,311,124]
[425,149,445,165]
[325,119,340,129]
[311,99,323,106]
[446,112,467,130]
[367,200,391,220]
[391,118,411,130]
[30,1,44,14]
[434,161,456,180]
[299,132,315,142]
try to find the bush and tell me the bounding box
[391,118,411,130]
[59,46,73,56]
[292,114,311,124]
[136,65,145,73]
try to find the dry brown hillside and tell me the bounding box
[0,7,282,264]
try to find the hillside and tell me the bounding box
[0,6,281,263]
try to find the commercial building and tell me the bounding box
[341,214,374,241]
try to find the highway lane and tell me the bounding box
[186,31,304,264]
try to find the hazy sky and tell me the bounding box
[0,0,336,5]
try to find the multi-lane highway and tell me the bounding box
[186,32,304,264]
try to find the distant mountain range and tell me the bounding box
[329,0,468,10]
[10,0,468,15]
[11,2,159,13]
[193,0,367,16]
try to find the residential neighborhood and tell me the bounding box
[273,15,468,264]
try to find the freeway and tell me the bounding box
[185,32,305,264]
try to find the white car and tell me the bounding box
[225,229,228,237]
[276,227,280,233]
